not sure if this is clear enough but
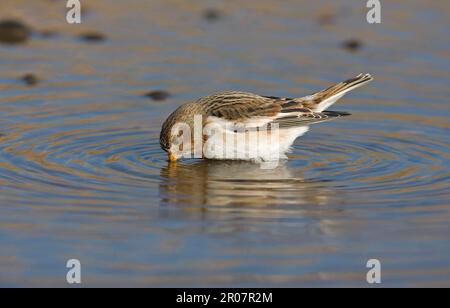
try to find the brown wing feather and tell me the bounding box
[270,111,351,128]
[197,85,356,127]
[200,91,282,121]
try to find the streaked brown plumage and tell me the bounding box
[160,73,373,161]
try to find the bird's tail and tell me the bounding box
[308,73,373,112]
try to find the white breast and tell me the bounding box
[203,122,309,162]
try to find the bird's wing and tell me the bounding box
[270,111,351,129]
[201,91,347,130]
[201,91,281,123]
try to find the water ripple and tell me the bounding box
[0,111,448,209]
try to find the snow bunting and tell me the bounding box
[160,73,373,162]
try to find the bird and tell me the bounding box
[160,73,373,162]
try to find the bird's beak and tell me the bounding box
[168,151,178,162]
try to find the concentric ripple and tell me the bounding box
[0,110,449,209]
[0,120,168,204]
[289,118,450,205]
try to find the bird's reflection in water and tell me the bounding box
[159,160,342,208]
[158,160,352,242]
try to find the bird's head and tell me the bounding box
[160,103,204,162]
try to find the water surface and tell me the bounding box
[0,0,449,287]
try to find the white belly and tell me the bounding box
[203,126,309,162]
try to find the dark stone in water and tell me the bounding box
[21,73,39,86]
[342,39,363,52]
[0,20,31,44]
[79,32,106,43]
[203,9,222,22]
[145,90,171,101]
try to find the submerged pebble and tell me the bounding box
[203,9,222,22]
[78,32,106,43]
[342,39,363,52]
[0,20,31,44]
[144,90,171,101]
[20,73,39,86]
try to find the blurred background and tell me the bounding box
[0,0,449,287]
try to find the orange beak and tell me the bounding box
[168,152,178,162]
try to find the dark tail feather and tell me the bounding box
[308,73,373,112]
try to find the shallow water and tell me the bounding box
[0,0,449,287]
